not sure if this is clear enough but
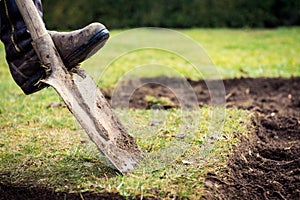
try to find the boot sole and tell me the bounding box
[65,28,110,69]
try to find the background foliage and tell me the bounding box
[43,0,300,30]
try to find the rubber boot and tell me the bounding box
[0,0,109,94]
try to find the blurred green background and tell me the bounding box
[43,0,300,30]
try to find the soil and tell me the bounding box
[105,77,300,117]
[1,77,299,199]
[0,183,125,200]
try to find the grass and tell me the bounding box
[144,95,175,107]
[0,106,250,198]
[83,27,300,88]
[183,27,300,78]
[0,27,299,198]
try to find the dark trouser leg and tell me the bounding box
[0,0,109,95]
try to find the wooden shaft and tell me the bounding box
[15,0,47,40]
[15,0,66,76]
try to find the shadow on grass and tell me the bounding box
[0,160,123,200]
[0,182,125,200]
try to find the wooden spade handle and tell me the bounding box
[15,0,47,40]
[15,0,142,174]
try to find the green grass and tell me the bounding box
[183,27,300,77]
[0,27,299,198]
[83,27,300,88]
[0,105,250,198]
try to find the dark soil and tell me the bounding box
[0,183,125,200]
[1,77,299,199]
[105,77,300,117]
[205,114,300,200]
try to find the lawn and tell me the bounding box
[0,27,299,199]
[82,27,300,88]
